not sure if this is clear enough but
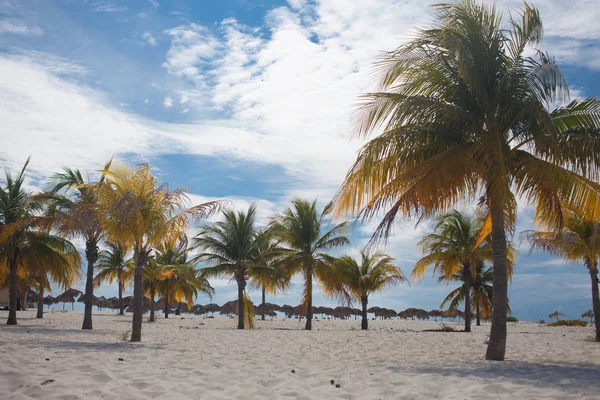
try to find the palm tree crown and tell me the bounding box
[94,242,133,315]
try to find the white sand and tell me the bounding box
[1,310,599,399]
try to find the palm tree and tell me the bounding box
[154,237,189,319]
[335,251,407,330]
[249,228,290,321]
[96,162,221,342]
[170,263,214,313]
[439,261,511,326]
[271,199,349,330]
[413,211,492,332]
[46,162,111,330]
[522,210,600,341]
[194,205,261,329]
[0,158,46,325]
[549,311,565,321]
[143,260,174,322]
[333,1,600,360]
[94,242,133,315]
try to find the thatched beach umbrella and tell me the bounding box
[256,302,281,315]
[220,300,237,316]
[27,289,39,304]
[549,311,565,321]
[581,310,594,323]
[280,304,294,318]
[56,288,83,310]
[107,297,119,311]
[43,295,58,309]
[204,303,221,316]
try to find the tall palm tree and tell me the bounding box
[522,210,600,341]
[333,1,600,360]
[143,260,174,322]
[94,242,133,315]
[413,211,491,332]
[0,158,46,325]
[96,162,221,342]
[335,251,407,330]
[271,199,349,330]
[439,261,511,326]
[194,205,261,329]
[46,162,111,330]
[249,228,291,321]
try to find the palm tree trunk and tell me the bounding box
[149,285,156,323]
[36,282,44,319]
[305,272,313,331]
[164,282,169,319]
[118,274,124,316]
[361,297,368,330]
[588,263,600,342]
[7,249,19,325]
[464,265,472,332]
[237,276,246,330]
[476,300,481,326]
[131,248,147,342]
[485,204,508,361]
[261,286,266,321]
[82,240,98,330]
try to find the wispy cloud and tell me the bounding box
[163,96,173,108]
[142,31,157,46]
[0,19,43,36]
[90,1,127,13]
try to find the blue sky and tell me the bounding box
[1,0,599,321]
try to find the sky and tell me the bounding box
[1,0,599,321]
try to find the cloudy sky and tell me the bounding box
[1,0,599,320]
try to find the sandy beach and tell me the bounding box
[1,311,598,399]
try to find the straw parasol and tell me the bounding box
[204,303,221,316]
[220,300,237,316]
[56,288,83,310]
[581,310,594,323]
[43,295,58,308]
[280,304,294,318]
[549,311,565,321]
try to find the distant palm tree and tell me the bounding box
[549,311,565,321]
[522,210,600,341]
[170,263,214,313]
[0,158,46,325]
[271,199,349,330]
[154,237,189,319]
[335,251,407,330]
[94,242,133,315]
[96,162,221,342]
[143,260,174,322]
[195,205,261,329]
[333,0,600,361]
[46,161,111,330]
[414,211,492,332]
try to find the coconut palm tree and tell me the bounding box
[249,228,291,321]
[0,158,46,325]
[522,210,600,341]
[194,205,261,329]
[46,162,111,330]
[154,236,190,319]
[333,1,600,360]
[143,260,174,322]
[170,263,214,313]
[439,261,511,326]
[94,242,133,315]
[413,211,492,332]
[549,311,565,321]
[271,199,349,330]
[96,162,221,342]
[335,251,407,330]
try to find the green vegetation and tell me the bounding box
[546,320,588,327]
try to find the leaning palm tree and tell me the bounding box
[94,242,133,315]
[96,162,221,342]
[143,260,174,322]
[335,251,407,330]
[548,311,565,321]
[194,205,261,329]
[522,210,600,341]
[414,211,492,332]
[46,161,111,330]
[440,261,511,325]
[333,1,600,360]
[271,199,349,330]
[0,158,46,325]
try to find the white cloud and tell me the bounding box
[0,19,43,36]
[180,94,189,104]
[180,108,189,114]
[142,31,157,46]
[163,96,173,108]
[90,1,127,13]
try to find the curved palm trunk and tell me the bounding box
[588,263,600,342]
[305,271,313,331]
[361,297,368,330]
[7,249,19,325]
[261,286,266,321]
[118,274,124,316]
[131,248,148,342]
[463,265,472,332]
[36,282,44,319]
[164,282,169,319]
[149,285,156,322]
[82,240,98,330]
[485,204,508,361]
[237,276,246,330]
